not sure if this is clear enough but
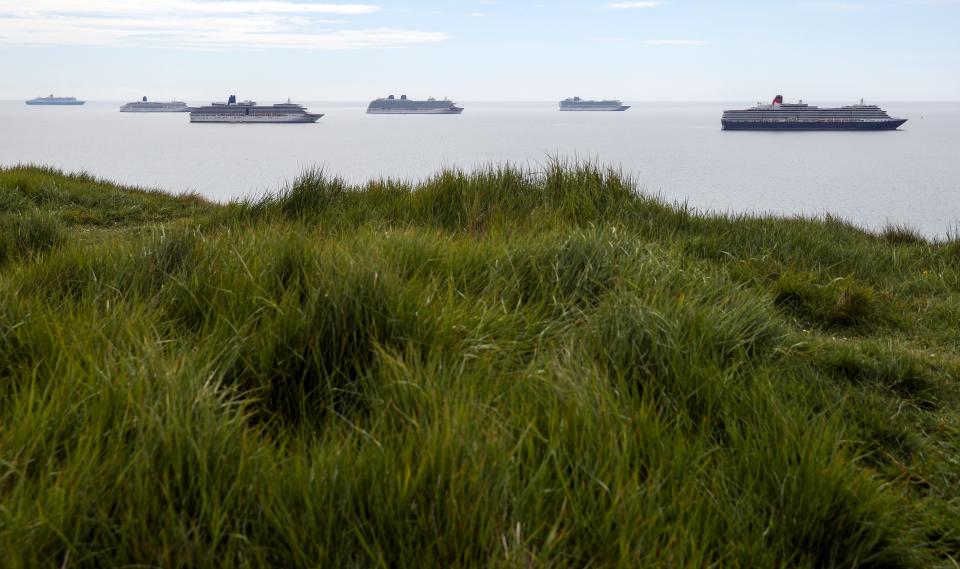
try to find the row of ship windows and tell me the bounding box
[740,111,889,115]
[726,113,891,117]
[724,118,893,122]
[726,116,891,119]
[369,104,450,107]
[193,113,301,117]
[735,109,888,113]
[725,113,890,117]
[194,110,301,113]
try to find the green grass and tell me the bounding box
[1,162,958,567]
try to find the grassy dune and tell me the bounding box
[1,163,958,567]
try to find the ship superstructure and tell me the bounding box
[121,96,190,112]
[367,95,463,114]
[25,95,85,106]
[722,95,906,130]
[190,95,322,123]
[559,97,630,111]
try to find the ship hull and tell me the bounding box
[25,101,85,106]
[190,114,322,123]
[560,106,630,112]
[121,107,191,113]
[722,119,907,131]
[367,108,463,114]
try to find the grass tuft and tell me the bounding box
[880,223,927,246]
[0,209,65,266]
[773,273,887,330]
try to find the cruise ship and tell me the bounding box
[120,96,190,112]
[190,95,322,123]
[367,95,463,114]
[559,97,630,112]
[722,95,907,130]
[25,95,85,106]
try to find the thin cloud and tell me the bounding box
[797,1,866,11]
[0,18,449,49]
[643,39,706,45]
[0,1,381,15]
[608,1,664,8]
[0,1,452,50]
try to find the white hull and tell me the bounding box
[26,95,84,105]
[366,109,463,115]
[190,114,322,123]
[121,107,190,113]
[559,107,630,112]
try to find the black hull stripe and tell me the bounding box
[722,120,906,131]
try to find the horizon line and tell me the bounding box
[3,98,959,104]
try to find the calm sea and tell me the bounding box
[1,100,958,238]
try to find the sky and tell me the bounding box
[0,0,958,101]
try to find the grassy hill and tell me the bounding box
[1,163,958,567]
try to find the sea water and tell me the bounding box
[1,100,957,237]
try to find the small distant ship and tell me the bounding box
[722,95,907,130]
[367,95,463,114]
[25,95,85,106]
[559,97,629,112]
[190,95,322,123]
[121,96,190,112]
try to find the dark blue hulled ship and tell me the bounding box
[722,95,906,131]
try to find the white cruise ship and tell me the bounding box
[367,95,463,114]
[559,97,629,111]
[25,95,85,106]
[120,97,191,112]
[190,95,322,123]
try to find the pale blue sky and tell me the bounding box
[1,0,958,101]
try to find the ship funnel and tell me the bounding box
[228,94,237,105]
[772,94,783,105]
[400,94,407,100]
[388,95,394,99]
[142,96,147,102]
